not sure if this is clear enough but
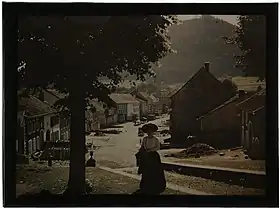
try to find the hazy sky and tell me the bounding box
[178,15,239,25]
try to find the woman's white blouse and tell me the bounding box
[141,136,160,152]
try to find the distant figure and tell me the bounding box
[86,151,96,167]
[134,123,166,194]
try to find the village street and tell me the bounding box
[84,115,265,196]
[86,116,169,169]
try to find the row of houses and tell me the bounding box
[169,62,266,160]
[107,90,166,123]
[17,89,118,156]
[17,88,166,156]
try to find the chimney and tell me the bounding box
[204,62,210,72]
[238,90,245,98]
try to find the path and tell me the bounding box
[87,116,169,168]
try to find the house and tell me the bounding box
[109,93,140,123]
[130,90,149,117]
[236,88,266,160]
[85,108,99,133]
[87,99,118,128]
[196,90,252,149]
[104,105,118,126]
[169,62,234,144]
[18,96,57,155]
[39,89,70,141]
[157,89,172,114]
[149,94,160,114]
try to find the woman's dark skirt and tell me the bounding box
[135,151,166,194]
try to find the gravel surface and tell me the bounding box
[120,167,265,196]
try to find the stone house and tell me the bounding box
[196,90,251,149]
[109,93,140,123]
[169,62,233,144]
[236,88,266,160]
[18,96,57,155]
[130,90,149,117]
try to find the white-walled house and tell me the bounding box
[18,96,58,155]
[109,93,140,123]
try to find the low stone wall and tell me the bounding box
[162,161,265,189]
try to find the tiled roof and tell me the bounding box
[18,96,56,117]
[109,93,139,104]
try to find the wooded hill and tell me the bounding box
[153,15,243,84]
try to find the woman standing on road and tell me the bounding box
[134,123,166,195]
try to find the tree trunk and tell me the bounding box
[66,84,86,195]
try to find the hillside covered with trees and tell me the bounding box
[153,15,243,84]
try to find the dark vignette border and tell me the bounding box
[3,2,278,207]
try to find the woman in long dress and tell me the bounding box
[135,123,166,194]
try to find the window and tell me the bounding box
[118,104,126,114]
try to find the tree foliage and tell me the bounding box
[224,15,266,80]
[18,15,177,194]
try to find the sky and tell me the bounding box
[178,15,239,25]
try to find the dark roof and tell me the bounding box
[197,95,242,120]
[109,93,139,104]
[170,66,219,98]
[18,96,56,117]
[236,88,266,111]
[251,106,265,114]
[43,89,69,111]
